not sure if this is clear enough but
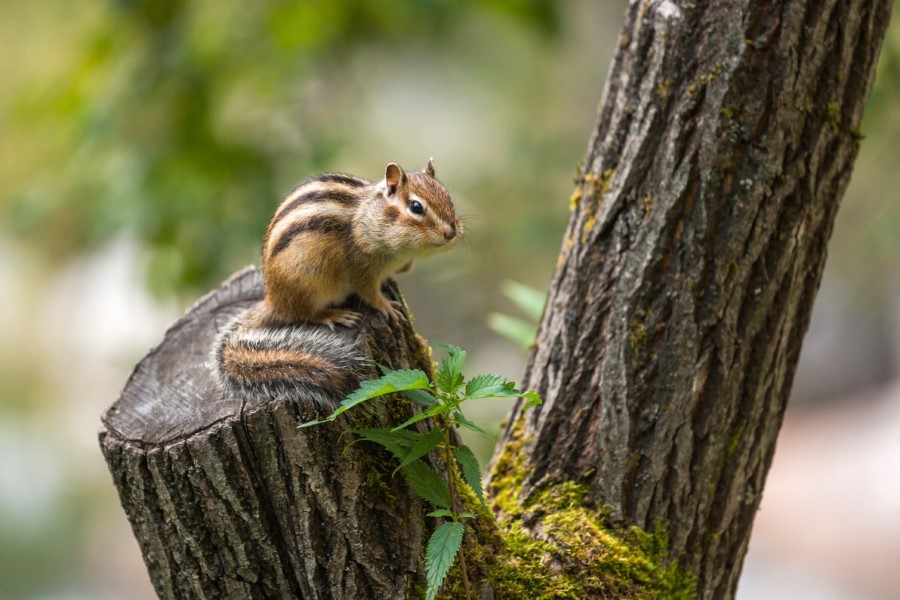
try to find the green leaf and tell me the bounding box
[502,280,546,321]
[344,369,431,404]
[298,369,429,427]
[391,403,448,432]
[453,445,486,508]
[462,377,543,410]
[453,412,489,436]
[464,373,506,397]
[435,344,466,394]
[522,390,543,409]
[403,460,452,509]
[352,427,419,459]
[466,382,517,399]
[487,313,537,348]
[405,388,438,407]
[394,427,445,475]
[425,522,465,600]
[426,509,477,520]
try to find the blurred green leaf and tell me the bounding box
[487,313,537,348]
[502,280,545,320]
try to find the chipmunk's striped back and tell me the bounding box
[263,173,369,264]
[212,309,366,408]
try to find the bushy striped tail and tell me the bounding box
[211,309,366,409]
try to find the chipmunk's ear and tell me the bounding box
[425,157,436,178]
[385,163,407,196]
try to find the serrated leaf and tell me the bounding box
[453,412,489,436]
[466,384,516,399]
[299,369,429,426]
[435,344,466,394]
[352,427,419,460]
[405,388,437,407]
[463,375,521,400]
[343,369,431,404]
[453,444,485,508]
[376,362,392,375]
[464,373,506,397]
[425,522,465,600]
[394,427,445,475]
[391,403,448,432]
[402,459,452,509]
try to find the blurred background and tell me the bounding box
[1,1,898,598]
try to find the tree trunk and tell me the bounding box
[491,1,892,599]
[100,267,440,599]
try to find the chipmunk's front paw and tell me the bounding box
[316,309,363,331]
[376,300,405,326]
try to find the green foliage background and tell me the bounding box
[0,1,898,598]
[3,0,577,297]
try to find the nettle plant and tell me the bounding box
[300,345,541,600]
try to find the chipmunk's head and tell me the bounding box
[379,159,463,254]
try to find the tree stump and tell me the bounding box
[100,266,432,599]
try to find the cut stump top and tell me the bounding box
[100,266,364,447]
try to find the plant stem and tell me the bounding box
[443,427,472,600]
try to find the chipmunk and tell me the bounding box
[212,159,462,407]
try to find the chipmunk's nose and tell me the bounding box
[443,223,457,240]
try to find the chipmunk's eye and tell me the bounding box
[409,200,426,216]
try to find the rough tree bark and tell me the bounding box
[492,0,892,599]
[101,1,893,599]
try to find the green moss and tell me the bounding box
[629,309,650,353]
[581,214,597,243]
[698,63,723,89]
[724,423,745,462]
[569,187,583,212]
[359,447,397,500]
[488,519,582,598]
[657,79,673,100]
[486,417,531,517]
[569,167,614,215]
[480,418,696,600]
[725,260,739,282]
